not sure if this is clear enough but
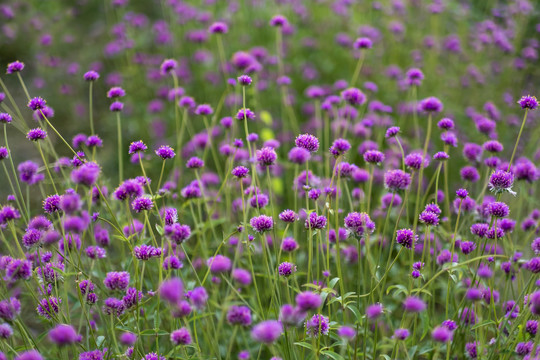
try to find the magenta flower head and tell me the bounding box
[384,169,411,191]
[160,277,184,304]
[227,305,252,326]
[405,68,424,86]
[209,21,228,34]
[288,147,311,164]
[251,320,283,344]
[186,157,204,169]
[489,170,515,195]
[103,271,130,291]
[364,150,385,165]
[237,75,252,86]
[405,153,428,170]
[171,327,191,345]
[337,326,356,341]
[48,324,81,346]
[394,328,410,340]
[107,87,126,98]
[432,326,453,343]
[0,147,8,160]
[279,209,298,223]
[270,14,288,27]
[6,61,24,74]
[14,350,43,360]
[403,296,427,313]
[296,291,322,311]
[26,128,47,141]
[207,255,232,274]
[128,140,147,154]
[131,196,153,213]
[250,215,273,233]
[83,70,99,81]
[518,95,538,110]
[134,244,162,260]
[354,37,373,49]
[385,126,400,138]
[160,59,178,75]
[109,101,123,112]
[330,138,351,157]
[344,212,375,238]
[341,87,366,106]
[195,104,213,116]
[487,201,509,218]
[396,228,417,249]
[28,97,46,111]
[366,303,383,319]
[231,166,249,179]
[437,118,454,130]
[155,145,175,160]
[278,262,297,277]
[418,97,443,113]
[295,134,319,153]
[256,147,277,166]
[306,314,329,337]
[236,108,256,120]
[0,113,12,124]
[305,212,327,230]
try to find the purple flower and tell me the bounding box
[288,147,311,164]
[160,59,178,75]
[517,95,538,110]
[296,291,322,311]
[48,324,80,346]
[160,278,184,304]
[195,104,213,116]
[295,134,319,153]
[344,212,375,238]
[488,170,515,195]
[250,215,274,233]
[107,87,125,98]
[128,140,147,154]
[207,255,232,273]
[341,88,366,106]
[366,303,383,319]
[403,296,426,313]
[251,320,282,344]
[155,145,175,160]
[171,328,192,345]
[6,61,24,74]
[354,37,372,49]
[0,297,20,321]
[227,306,252,326]
[0,113,12,124]
[236,108,256,120]
[165,223,191,244]
[384,170,411,191]
[281,237,299,252]
[305,212,327,230]
[306,314,329,337]
[394,328,410,340]
[432,326,453,342]
[83,71,99,81]
[256,147,277,166]
[329,138,351,157]
[405,68,423,86]
[134,244,162,260]
[279,209,298,223]
[487,202,509,218]
[103,271,130,291]
[26,128,47,141]
[363,150,385,164]
[231,166,249,178]
[14,351,43,360]
[270,15,288,27]
[131,196,154,213]
[418,97,443,113]
[396,228,417,249]
[405,153,428,170]
[278,262,297,277]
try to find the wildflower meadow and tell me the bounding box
[0,1,540,359]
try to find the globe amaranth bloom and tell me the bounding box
[131,196,154,213]
[107,87,126,98]
[270,14,288,27]
[487,201,509,218]
[0,113,12,124]
[250,215,273,233]
[28,97,46,111]
[405,68,424,86]
[296,291,322,311]
[384,169,411,191]
[133,245,162,260]
[103,271,130,291]
[227,306,252,326]
[186,157,204,169]
[256,147,277,166]
[231,166,249,179]
[195,104,213,116]
[306,314,329,337]
[329,138,351,157]
[48,324,81,346]
[251,320,282,344]
[385,126,400,138]
[418,97,443,113]
[305,212,327,230]
[83,70,99,81]
[288,147,311,164]
[207,255,232,273]
[236,108,255,120]
[160,59,178,75]
[403,296,426,313]
[366,303,384,319]
[396,228,417,249]
[278,262,297,277]
[432,326,453,342]
[489,170,515,195]
[364,150,385,164]
[6,61,24,74]
[159,277,184,304]
[517,95,538,110]
[237,74,252,86]
[344,212,375,238]
[354,37,372,49]
[279,209,298,223]
[171,328,191,345]
[295,134,319,153]
[155,145,175,160]
[341,87,366,106]
[128,140,147,154]
[26,128,47,141]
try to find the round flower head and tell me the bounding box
[159,277,184,304]
[385,126,400,138]
[483,140,503,153]
[227,305,252,326]
[295,134,319,153]
[6,61,24,74]
[251,320,282,344]
[209,21,228,34]
[305,212,327,230]
[160,59,178,75]
[26,128,47,141]
[103,271,130,291]
[306,314,329,337]
[270,14,288,27]
[250,215,273,233]
[86,135,103,148]
[48,324,81,346]
[155,145,175,160]
[0,113,12,124]
[433,151,449,161]
[22,229,42,248]
[405,68,424,86]
[366,303,383,319]
[237,75,252,86]
[107,87,126,98]
[256,147,277,166]
[403,296,427,313]
[456,188,468,199]
[207,255,232,274]
[354,37,372,49]
[131,196,153,213]
[279,209,297,223]
[288,147,311,164]
[419,211,439,226]
[337,326,356,341]
[344,212,375,238]
[384,169,411,191]
[171,327,191,345]
[281,237,298,252]
[186,157,204,169]
[437,118,454,130]
[396,228,417,249]
[418,97,443,113]
[28,97,46,111]
[341,87,366,106]
[232,166,249,179]
[364,150,385,165]
[518,95,538,110]
[133,244,161,260]
[432,326,453,343]
[128,140,147,154]
[14,350,44,360]
[195,104,213,116]
[83,70,99,81]
[405,153,428,170]
[0,147,8,160]
[296,291,322,311]
[487,201,509,218]
[109,101,124,112]
[489,170,515,195]
[460,166,480,182]
[329,138,351,157]
[236,108,255,121]
[278,262,297,277]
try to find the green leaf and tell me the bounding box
[97,336,105,347]
[328,277,340,289]
[321,350,345,360]
[140,329,169,336]
[294,341,315,351]
[155,224,164,236]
